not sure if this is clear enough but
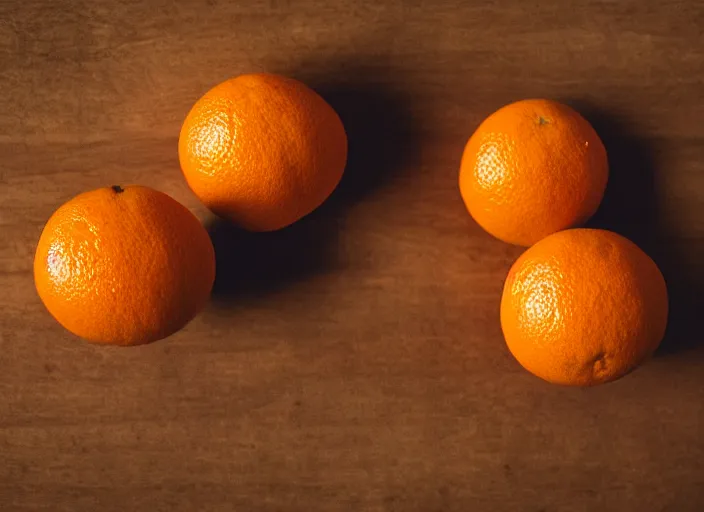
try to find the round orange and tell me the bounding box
[459,99,608,246]
[179,73,347,231]
[500,229,668,386]
[34,185,215,346]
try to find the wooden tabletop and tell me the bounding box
[2,1,703,510]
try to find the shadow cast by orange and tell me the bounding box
[205,57,421,304]
[574,101,704,357]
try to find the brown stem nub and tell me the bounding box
[111,185,124,193]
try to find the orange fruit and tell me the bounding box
[459,99,608,246]
[34,185,215,346]
[179,73,347,231]
[500,229,668,386]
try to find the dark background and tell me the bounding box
[1,1,703,510]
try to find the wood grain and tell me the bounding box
[1,1,703,510]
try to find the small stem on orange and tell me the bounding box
[111,185,124,193]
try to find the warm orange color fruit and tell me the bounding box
[501,229,668,386]
[179,73,347,231]
[34,186,215,346]
[459,99,608,246]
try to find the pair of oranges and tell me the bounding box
[34,74,668,387]
[461,99,667,386]
[35,74,346,346]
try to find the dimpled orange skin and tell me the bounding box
[34,186,216,346]
[459,99,609,246]
[501,229,668,386]
[179,73,347,232]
